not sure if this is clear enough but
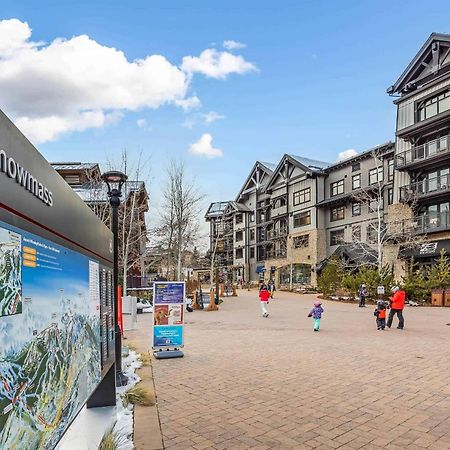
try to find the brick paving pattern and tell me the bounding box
[152,291,450,449]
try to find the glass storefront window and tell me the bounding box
[279,263,311,285]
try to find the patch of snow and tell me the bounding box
[111,350,142,450]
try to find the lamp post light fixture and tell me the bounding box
[101,170,129,387]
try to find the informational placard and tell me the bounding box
[0,220,102,449]
[377,286,385,295]
[152,282,185,349]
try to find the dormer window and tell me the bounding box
[417,90,450,121]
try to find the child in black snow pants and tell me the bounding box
[374,300,387,330]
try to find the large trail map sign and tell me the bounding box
[0,220,101,449]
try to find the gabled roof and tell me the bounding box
[235,161,275,201]
[205,201,230,219]
[389,33,450,95]
[266,153,330,191]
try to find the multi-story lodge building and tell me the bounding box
[206,144,395,286]
[206,33,450,287]
[385,33,450,274]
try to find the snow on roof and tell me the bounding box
[289,154,331,171]
[51,162,98,171]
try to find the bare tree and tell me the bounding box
[350,148,424,274]
[156,160,204,281]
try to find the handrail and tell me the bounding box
[399,174,450,201]
[396,135,450,167]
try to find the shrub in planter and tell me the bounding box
[317,257,344,295]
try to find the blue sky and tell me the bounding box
[2,0,450,215]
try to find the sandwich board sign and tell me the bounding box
[152,281,185,358]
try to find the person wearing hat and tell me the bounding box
[308,300,324,332]
[387,286,406,329]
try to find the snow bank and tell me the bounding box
[111,350,142,450]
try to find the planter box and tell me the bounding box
[445,289,450,307]
[432,289,444,307]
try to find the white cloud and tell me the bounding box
[181,110,225,128]
[203,111,225,123]
[181,48,257,79]
[223,40,246,50]
[188,133,222,159]
[337,149,358,161]
[175,96,201,111]
[0,19,190,143]
[137,118,152,131]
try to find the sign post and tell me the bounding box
[152,281,185,359]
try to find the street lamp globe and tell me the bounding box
[101,171,128,206]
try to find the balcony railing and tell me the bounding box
[399,174,450,202]
[267,250,287,259]
[267,228,288,239]
[396,135,450,169]
[394,211,450,236]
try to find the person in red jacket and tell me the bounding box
[387,286,406,329]
[259,287,271,318]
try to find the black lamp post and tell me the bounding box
[101,170,129,387]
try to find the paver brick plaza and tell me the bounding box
[152,291,450,449]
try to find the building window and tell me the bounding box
[293,210,311,227]
[235,248,243,259]
[330,179,344,196]
[250,247,255,258]
[352,202,361,216]
[388,159,394,182]
[293,234,309,248]
[387,188,393,205]
[330,206,345,221]
[235,230,243,241]
[352,225,361,241]
[352,173,361,190]
[352,162,360,172]
[250,213,255,222]
[369,167,383,185]
[418,90,450,121]
[330,229,345,246]
[293,188,311,205]
[250,229,255,240]
[235,214,243,224]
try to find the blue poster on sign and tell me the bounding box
[154,283,184,304]
[153,325,183,347]
[152,282,185,349]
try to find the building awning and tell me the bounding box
[400,239,450,259]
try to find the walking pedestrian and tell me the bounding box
[359,284,368,307]
[308,301,324,332]
[387,286,406,329]
[259,286,271,318]
[268,279,276,298]
[373,300,387,330]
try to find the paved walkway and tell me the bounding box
[152,290,450,449]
